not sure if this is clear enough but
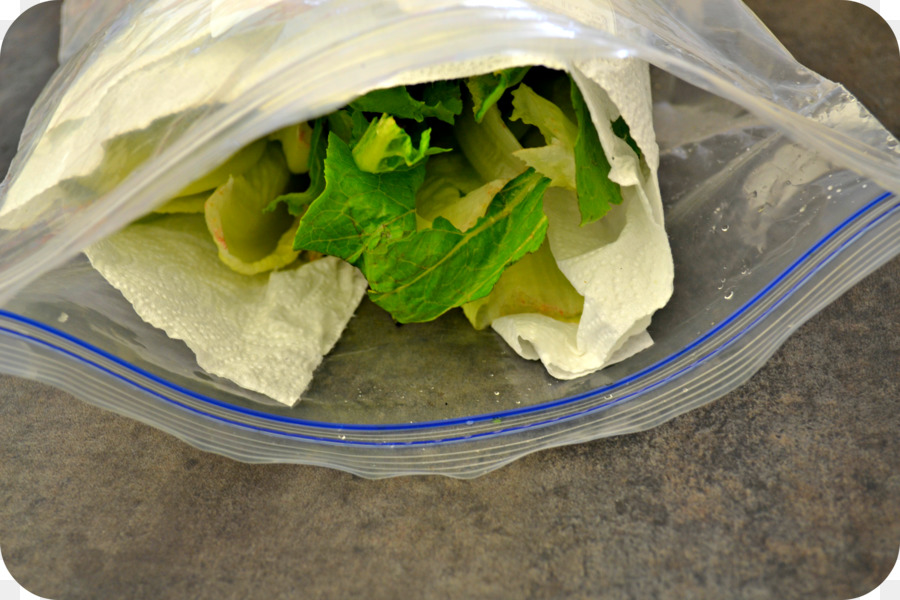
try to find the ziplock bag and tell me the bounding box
[0,0,898,478]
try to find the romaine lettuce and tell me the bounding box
[161,68,643,328]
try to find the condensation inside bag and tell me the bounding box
[0,0,898,421]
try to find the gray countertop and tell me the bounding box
[1,1,898,599]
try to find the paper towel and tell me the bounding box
[84,214,368,405]
[488,62,673,379]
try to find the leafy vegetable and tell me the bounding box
[362,169,550,322]
[292,133,423,264]
[509,83,578,189]
[350,82,462,124]
[268,122,313,173]
[454,101,526,182]
[462,237,583,329]
[570,78,623,225]
[352,114,449,174]
[292,132,550,322]
[465,67,530,122]
[267,117,328,217]
[414,152,485,229]
[154,191,209,214]
[155,68,641,330]
[612,116,641,159]
[326,108,370,146]
[204,144,295,272]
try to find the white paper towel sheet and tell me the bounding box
[84,214,368,405]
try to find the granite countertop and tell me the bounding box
[1,1,898,599]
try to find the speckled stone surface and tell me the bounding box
[0,1,898,599]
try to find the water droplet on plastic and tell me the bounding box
[720,225,729,232]
[862,183,868,189]
[741,267,751,276]
[494,391,500,396]
[827,185,833,191]
[604,394,614,400]
[724,291,734,300]
[717,279,726,290]
[465,420,474,426]
[836,188,842,193]
[57,312,68,323]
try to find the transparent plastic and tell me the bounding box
[0,0,898,478]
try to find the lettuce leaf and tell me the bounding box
[415,152,487,229]
[365,169,550,322]
[350,82,462,124]
[293,134,550,322]
[465,67,530,122]
[454,102,526,182]
[267,117,328,217]
[268,122,313,174]
[326,108,370,146]
[204,144,294,270]
[612,116,642,159]
[292,133,423,263]
[462,237,583,330]
[570,78,623,225]
[352,114,449,173]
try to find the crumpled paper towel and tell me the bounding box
[84,214,368,405]
[488,63,673,379]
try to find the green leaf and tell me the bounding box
[513,142,575,189]
[510,83,578,148]
[350,82,462,124]
[292,132,423,263]
[420,80,464,124]
[570,78,623,225]
[414,152,485,229]
[508,83,578,189]
[462,237,583,329]
[326,108,369,145]
[352,114,450,174]
[365,169,550,323]
[465,67,530,122]
[612,116,642,158]
[268,122,314,173]
[204,143,295,270]
[454,102,526,182]
[267,117,328,216]
[418,175,507,233]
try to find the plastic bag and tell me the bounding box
[0,0,898,478]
